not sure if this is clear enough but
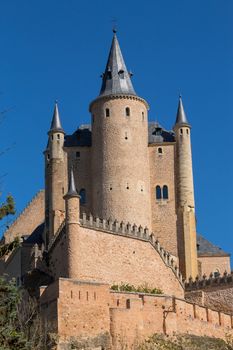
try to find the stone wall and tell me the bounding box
[48,216,184,297]
[198,256,231,276]
[40,278,233,350]
[149,143,177,257]
[3,190,45,244]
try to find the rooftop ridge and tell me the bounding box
[185,271,233,291]
[2,190,44,240]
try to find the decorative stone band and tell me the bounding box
[185,271,233,291]
[89,93,149,111]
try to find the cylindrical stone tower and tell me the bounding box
[90,32,151,228]
[45,103,67,247]
[174,96,198,279]
[63,169,80,279]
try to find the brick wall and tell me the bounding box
[40,279,233,350]
[50,224,184,297]
[198,256,231,276]
[3,190,45,244]
[149,144,177,257]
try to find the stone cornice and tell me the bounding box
[89,94,149,111]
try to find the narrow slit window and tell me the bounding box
[180,129,183,135]
[158,147,163,154]
[125,107,130,117]
[105,108,110,117]
[125,132,128,140]
[79,189,86,205]
[156,186,162,200]
[186,129,189,135]
[163,185,169,199]
[142,111,144,121]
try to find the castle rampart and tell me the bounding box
[40,278,233,350]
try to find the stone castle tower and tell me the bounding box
[44,31,198,279]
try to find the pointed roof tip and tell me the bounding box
[174,95,190,127]
[49,101,64,133]
[99,32,137,97]
[64,168,80,198]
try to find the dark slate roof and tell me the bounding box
[25,223,44,244]
[197,234,230,257]
[99,32,136,97]
[175,96,190,127]
[65,168,79,198]
[148,122,175,143]
[49,103,64,133]
[64,125,92,147]
[64,122,175,148]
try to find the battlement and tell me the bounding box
[48,212,184,287]
[39,278,233,349]
[185,271,233,291]
[2,190,45,244]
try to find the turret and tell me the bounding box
[44,102,67,247]
[174,96,198,279]
[63,168,80,278]
[90,31,151,228]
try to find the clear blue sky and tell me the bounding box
[0,0,232,262]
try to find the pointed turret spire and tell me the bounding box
[65,168,79,197]
[99,31,136,97]
[175,95,190,127]
[64,168,79,198]
[49,102,64,133]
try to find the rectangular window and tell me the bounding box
[76,151,80,158]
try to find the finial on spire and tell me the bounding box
[49,101,64,133]
[174,95,190,127]
[64,167,80,198]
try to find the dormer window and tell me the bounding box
[107,67,112,80]
[118,69,124,79]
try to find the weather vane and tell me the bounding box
[111,17,118,33]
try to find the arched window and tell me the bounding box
[105,108,110,117]
[79,189,86,205]
[156,186,162,200]
[158,147,163,154]
[180,129,183,135]
[163,185,169,199]
[125,107,130,117]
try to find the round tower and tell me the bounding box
[63,168,80,279]
[45,102,67,247]
[174,96,198,279]
[90,32,151,228]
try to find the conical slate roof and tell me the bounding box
[175,96,190,126]
[65,168,79,198]
[99,32,136,97]
[50,102,64,133]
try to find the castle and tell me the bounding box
[1,32,233,349]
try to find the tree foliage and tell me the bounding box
[0,277,55,350]
[0,195,15,221]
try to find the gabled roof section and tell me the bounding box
[99,32,136,97]
[197,234,230,257]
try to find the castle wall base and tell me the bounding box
[40,278,233,350]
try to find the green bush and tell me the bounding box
[110,283,163,294]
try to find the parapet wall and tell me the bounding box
[48,213,184,297]
[3,190,45,244]
[40,278,233,350]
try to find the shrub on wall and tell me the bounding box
[111,283,163,294]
